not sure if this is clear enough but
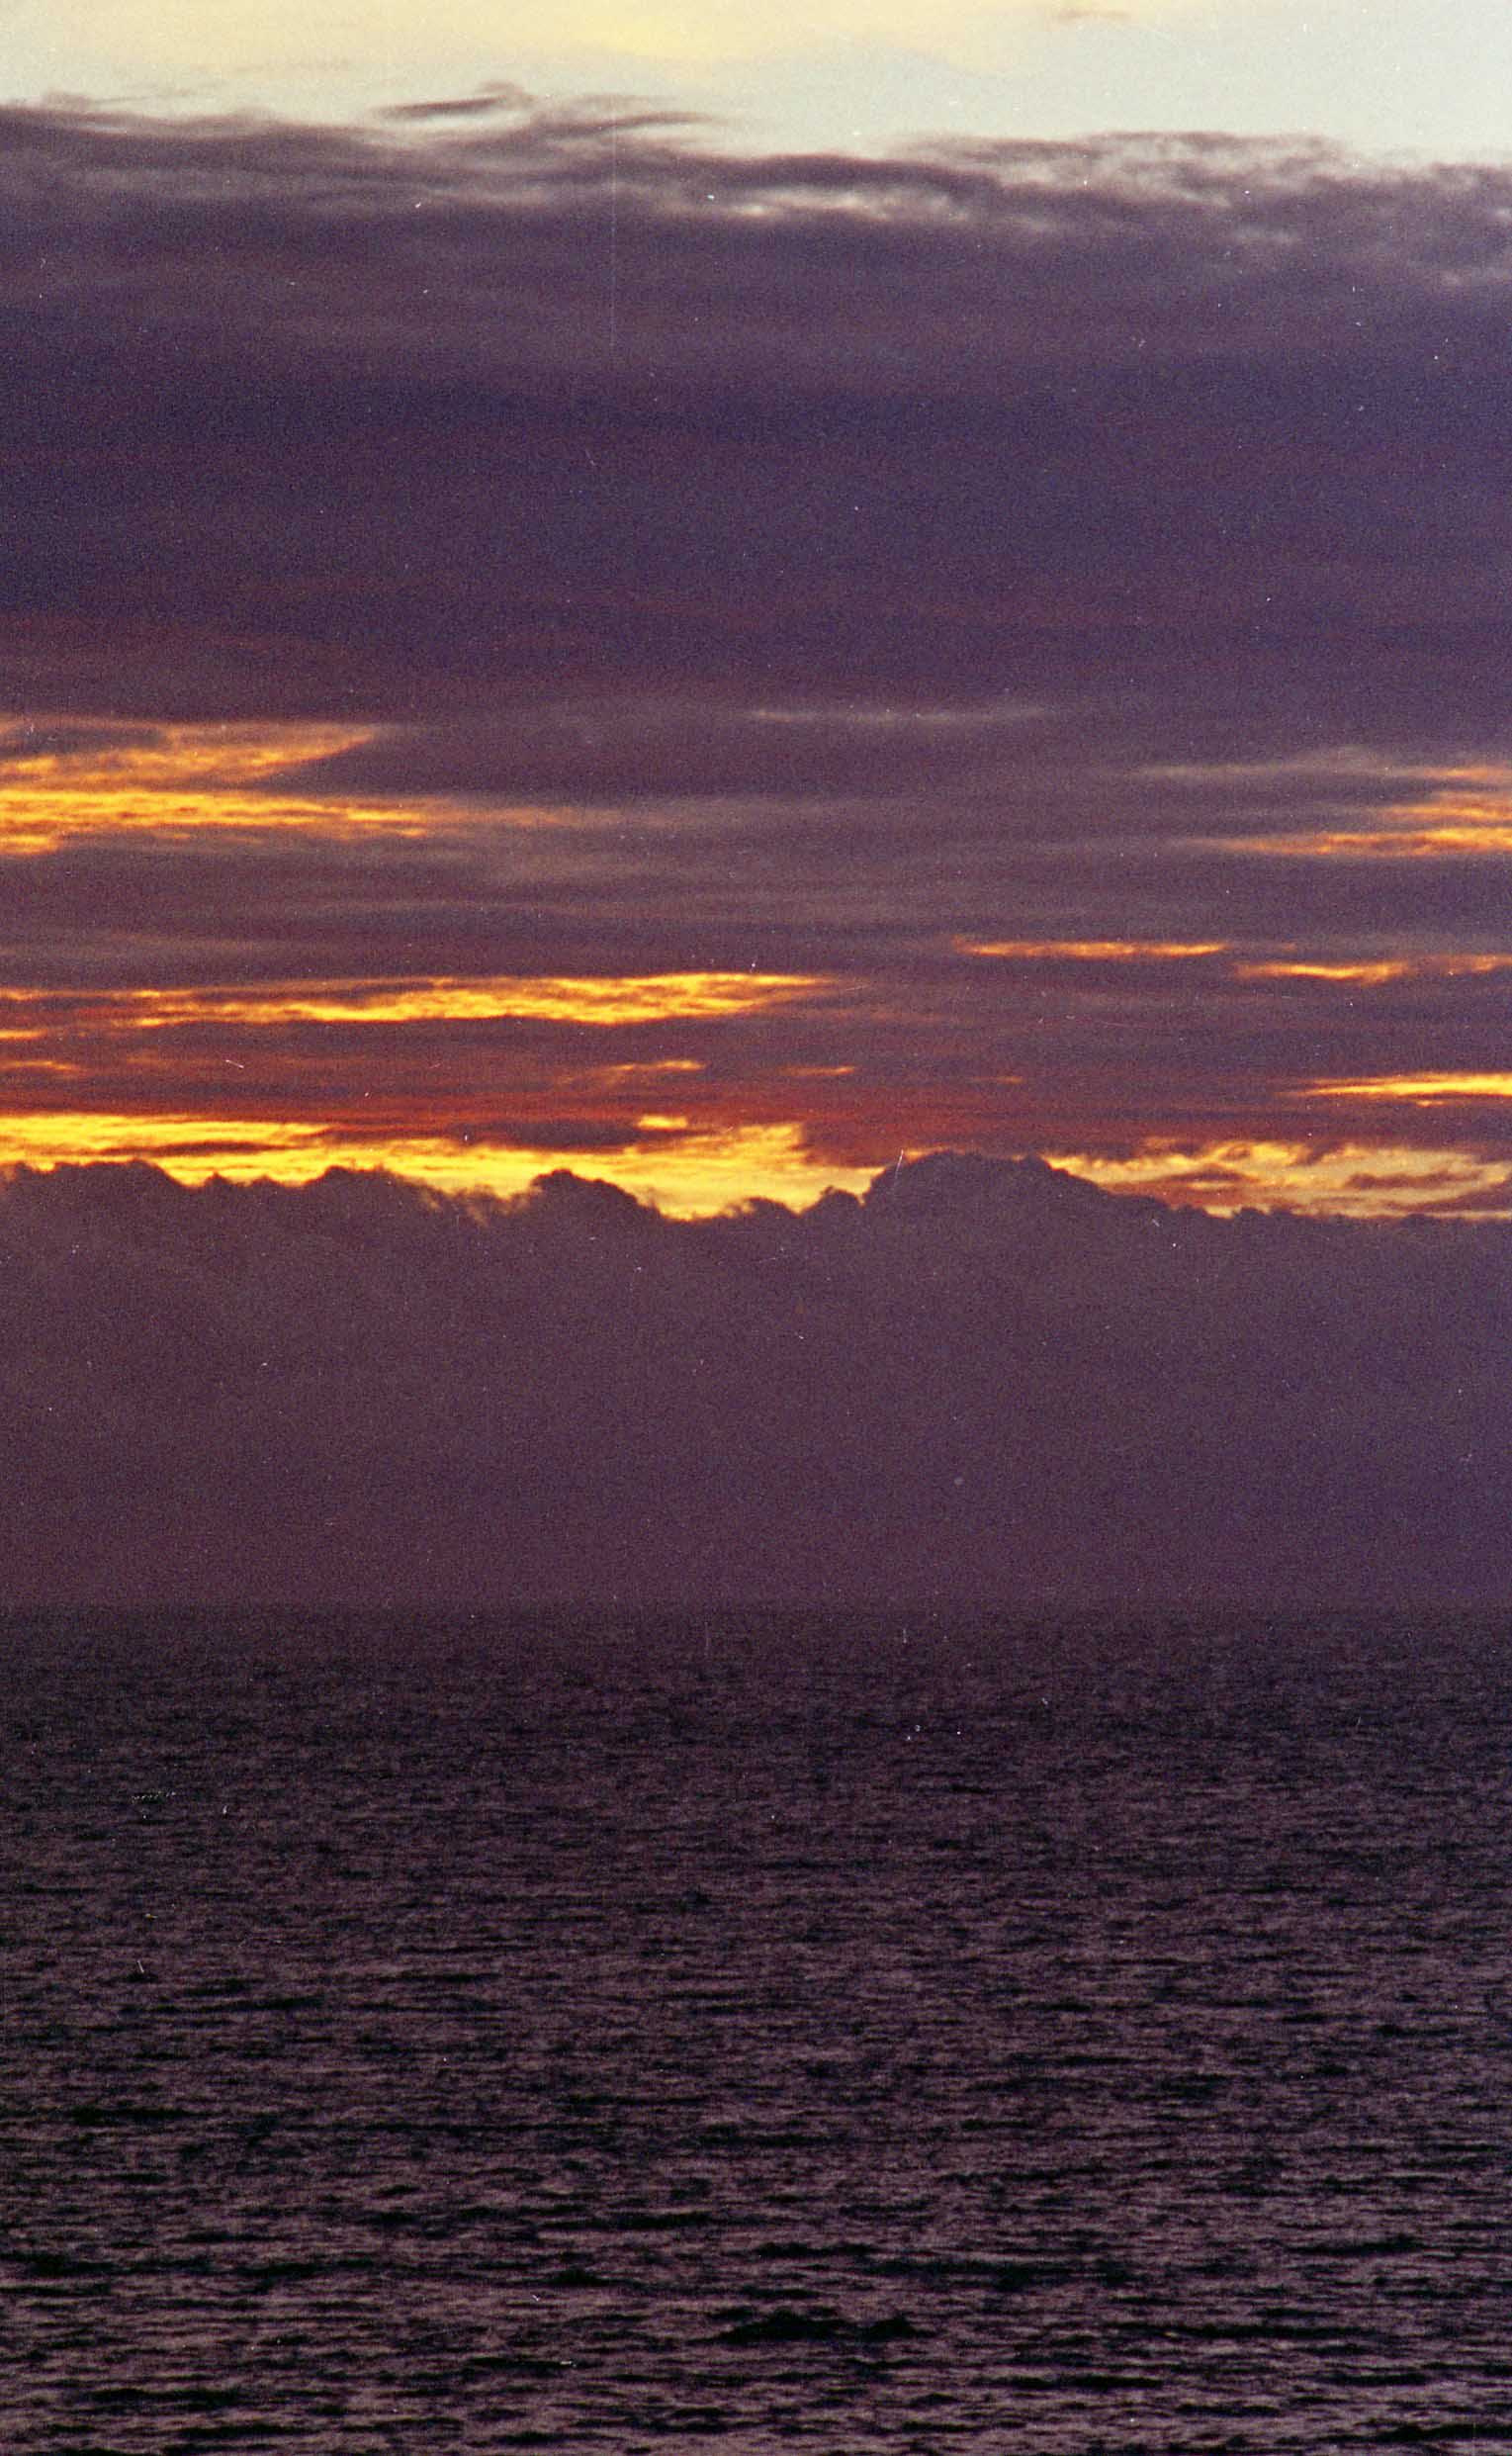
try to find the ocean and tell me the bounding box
[6,1607,1512,2451]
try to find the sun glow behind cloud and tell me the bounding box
[0,1109,872,1213]
[9,1100,1508,1223]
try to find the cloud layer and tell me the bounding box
[9,101,1512,737]
[2,1153,1508,1609]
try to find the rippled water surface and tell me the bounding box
[7,1608,1512,2450]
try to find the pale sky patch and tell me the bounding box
[14,0,1512,163]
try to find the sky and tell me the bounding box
[5,7,1512,1608]
[2,5,1512,1222]
[15,0,1512,164]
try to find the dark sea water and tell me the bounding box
[7,1608,1512,2452]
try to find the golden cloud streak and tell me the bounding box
[962,938,1228,962]
[965,941,1512,990]
[1224,785,1512,863]
[1264,826,1512,859]
[81,973,825,1029]
[1309,1073,1512,1103]
[1,726,365,793]
[1236,955,1512,985]
[0,723,390,849]
[0,721,560,846]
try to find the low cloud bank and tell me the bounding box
[2,1152,1508,1609]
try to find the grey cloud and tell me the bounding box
[377,85,537,123]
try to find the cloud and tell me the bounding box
[271,699,1044,804]
[9,104,1512,1199]
[377,85,537,123]
[0,1150,1508,1609]
[9,731,1512,1201]
[4,104,1512,738]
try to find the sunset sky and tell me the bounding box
[8,4,1512,1218]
